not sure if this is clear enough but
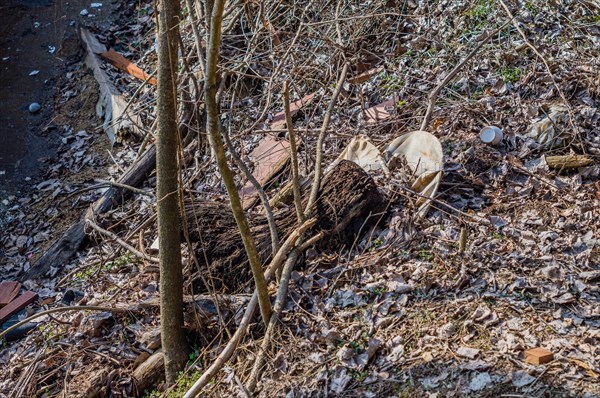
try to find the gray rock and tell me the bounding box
[28,102,41,113]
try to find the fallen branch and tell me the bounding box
[21,144,158,281]
[23,107,194,281]
[0,305,135,341]
[545,155,594,169]
[85,220,159,263]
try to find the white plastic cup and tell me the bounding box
[480,125,503,145]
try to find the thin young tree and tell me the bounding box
[156,0,188,384]
[204,0,272,324]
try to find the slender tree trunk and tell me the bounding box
[205,0,272,324]
[156,0,188,384]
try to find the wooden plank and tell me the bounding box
[0,291,38,325]
[269,92,316,130]
[240,135,291,209]
[100,50,157,85]
[365,93,400,124]
[0,281,21,307]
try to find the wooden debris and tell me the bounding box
[133,351,165,393]
[188,160,384,292]
[0,291,37,325]
[240,135,291,209]
[100,50,157,85]
[525,347,554,365]
[349,66,384,84]
[545,155,593,170]
[365,93,400,123]
[269,92,316,130]
[0,281,21,307]
[80,27,141,144]
[458,227,467,253]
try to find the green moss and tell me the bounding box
[500,66,522,83]
[466,0,494,20]
[417,247,434,262]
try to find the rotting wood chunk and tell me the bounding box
[184,160,384,293]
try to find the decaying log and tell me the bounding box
[22,145,158,281]
[132,351,165,395]
[185,160,385,292]
[545,155,593,170]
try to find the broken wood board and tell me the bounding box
[349,66,384,84]
[80,27,141,144]
[240,135,291,209]
[100,50,157,85]
[0,281,21,307]
[269,91,316,130]
[365,93,400,124]
[0,291,37,325]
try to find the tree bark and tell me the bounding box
[156,0,188,384]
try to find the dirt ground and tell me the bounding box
[0,0,113,211]
[1,0,599,397]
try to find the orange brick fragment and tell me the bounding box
[525,348,554,365]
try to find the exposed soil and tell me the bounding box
[0,0,113,210]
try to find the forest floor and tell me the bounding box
[1,0,600,397]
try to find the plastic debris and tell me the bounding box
[480,125,503,145]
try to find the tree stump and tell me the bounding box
[184,160,384,293]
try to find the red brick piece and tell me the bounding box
[525,347,554,365]
[0,291,38,325]
[0,281,21,307]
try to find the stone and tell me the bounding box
[469,372,491,391]
[28,102,41,113]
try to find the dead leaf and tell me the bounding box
[569,358,600,379]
